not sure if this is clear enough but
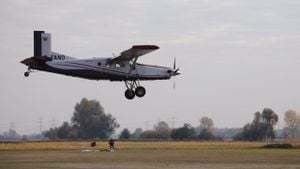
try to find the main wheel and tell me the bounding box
[125,89,135,100]
[24,72,29,77]
[135,86,146,97]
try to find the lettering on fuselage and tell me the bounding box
[51,55,65,60]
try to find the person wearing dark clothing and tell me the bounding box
[91,141,96,147]
[109,139,115,150]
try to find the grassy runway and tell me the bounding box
[0,141,299,169]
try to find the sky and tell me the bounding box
[0,0,300,135]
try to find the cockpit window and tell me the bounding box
[104,62,125,68]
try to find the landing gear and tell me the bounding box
[24,67,32,77]
[24,71,30,77]
[125,89,135,100]
[135,86,146,97]
[124,80,146,100]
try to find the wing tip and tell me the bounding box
[132,45,159,50]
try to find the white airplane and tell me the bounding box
[21,31,180,100]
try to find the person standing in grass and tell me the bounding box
[109,138,115,150]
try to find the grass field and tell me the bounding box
[0,141,300,169]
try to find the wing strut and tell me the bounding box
[127,57,138,77]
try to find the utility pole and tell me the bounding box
[50,118,56,128]
[171,116,175,129]
[9,122,15,130]
[39,117,43,133]
[168,116,176,129]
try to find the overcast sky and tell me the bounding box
[1,0,300,134]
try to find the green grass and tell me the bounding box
[0,141,300,169]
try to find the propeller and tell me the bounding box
[171,57,180,89]
[172,57,180,75]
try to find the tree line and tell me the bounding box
[120,117,221,140]
[38,98,300,141]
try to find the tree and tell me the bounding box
[262,108,278,125]
[138,121,171,140]
[45,122,78,139]
[284,110,300,139]
[119,128,131,139]
[154,121,171,139]
[262,108,278,139]
[72,98,119,139]
[198,129,217,140]
[131,128,143,139]
[234,109,278,141]
[171,123,196,140]
[57,122,78,139]
[199,117,214,133]
[140,130,159,139]
[44,128,58,140]
[198,116,216,140]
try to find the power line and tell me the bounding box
[9,122,15,130]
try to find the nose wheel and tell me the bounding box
[24,71,30,77]
[124,80,146,100]
[24,67,32,77]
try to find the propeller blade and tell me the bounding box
[173,76,176,89]
[173,57,176,70]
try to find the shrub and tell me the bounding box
[262,143,293,149]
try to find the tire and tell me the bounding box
[125,89,135,100]
[24,72,29,77]
[135,86,146,97]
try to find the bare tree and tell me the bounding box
[284,110,300,139]
[199,117,214,132]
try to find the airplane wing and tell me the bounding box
[110,45,159,63]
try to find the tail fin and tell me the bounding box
[34,31,51,57]
[33,31,75,61]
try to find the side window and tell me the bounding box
[97,62,102,66]
[129,60,134,66]
[120,63,125,67]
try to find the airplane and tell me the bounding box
[21,31,180,100]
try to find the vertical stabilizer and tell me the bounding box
[34,31,51,57]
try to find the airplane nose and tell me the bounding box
[167,69,180,76]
